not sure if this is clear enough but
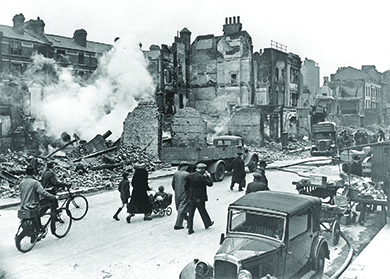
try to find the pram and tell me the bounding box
[149,190,173,217]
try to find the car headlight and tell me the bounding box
[195,261,212,277]
[238,269,252,279]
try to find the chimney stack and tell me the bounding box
[73,29,87,47]
[223,16,242,35]
[12,13,25,34]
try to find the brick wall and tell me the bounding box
[121,101,161,157]
[228,106,262,146]
[170,107,207,147]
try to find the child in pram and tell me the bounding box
[150,186,173,217]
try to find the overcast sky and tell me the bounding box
[1,0,389,81]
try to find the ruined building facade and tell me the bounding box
[0,13,112,150]
[144,17,303,144]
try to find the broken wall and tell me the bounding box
[170,107,207,147]
[228,106,262,147]
[121,101,161,158]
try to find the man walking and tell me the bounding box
[185,163,214,235]
[228,152,246,191]
[172,161,190,230]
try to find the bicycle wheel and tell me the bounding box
[66,194,88,220]
[15,220,38,253]
[51,208,72,238]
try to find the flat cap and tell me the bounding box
[196,163,207,169]
[179,161,189,167]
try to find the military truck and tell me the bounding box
[160,135,259,182]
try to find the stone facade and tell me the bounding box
[121,101,161,157]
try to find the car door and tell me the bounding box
[284,210,312,277]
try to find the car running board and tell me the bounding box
[300,270,316,279]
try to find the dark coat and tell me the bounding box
[185,172,213,202]
[118,178,130,200]
[246,181,269,194]
[228,157,246,183]
[127,169,152,214]
[349,162,362,176]
[259,174,268,187]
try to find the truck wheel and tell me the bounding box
[248,157,258,172]
[213,163,226,182]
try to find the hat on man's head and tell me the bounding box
[179,161,189,167]
[237,152,243,156]
[259,160,267,167]
[47,161,54,169]
[253,169,263,178]
[122,172,129,178]
[196,163,207,169]
[352,155,360,161]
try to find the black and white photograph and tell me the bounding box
[0,1,389,278]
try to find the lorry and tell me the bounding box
[310,122,337,156]
[179,191,330,279]
[160,135,259,182]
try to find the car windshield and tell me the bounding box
[229,209,285,241]
[313,132,334,140]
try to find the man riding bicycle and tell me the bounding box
[19,165,58,230]
[41,161,70,194]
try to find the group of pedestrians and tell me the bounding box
[228,152,269,193]
[113,163,153,223]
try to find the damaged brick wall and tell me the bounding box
[188,25,254,114]
[228,106,262,147]
[121,101,161,158]
[171,107,207,147]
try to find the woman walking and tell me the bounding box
[126,163,153,223]
[113,172,130,221]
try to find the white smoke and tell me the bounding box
[30,34,155,141]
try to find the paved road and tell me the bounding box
[0,161,345,279]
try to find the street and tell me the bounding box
[0,161,346,279]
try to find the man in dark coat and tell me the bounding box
[185,163,214,235]
[126,163,153,222]
[113,172,131,221]
[349,155,362,176]
[228,152,246,191]
[246,170,269,194]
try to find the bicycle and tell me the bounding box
[15,202,72,253]
[58,184,89,221]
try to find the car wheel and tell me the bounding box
[313,247,325,278]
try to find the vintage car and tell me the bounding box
[179,191,330,279]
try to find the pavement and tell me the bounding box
[340,223,390,279]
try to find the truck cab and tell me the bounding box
[311,122,337,156]
[179,191,329,279]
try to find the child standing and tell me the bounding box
[113,172,130,221]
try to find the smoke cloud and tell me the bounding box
[27,34,155,141]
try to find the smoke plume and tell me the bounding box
[26,34,155,141]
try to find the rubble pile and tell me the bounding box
[0,144,167,200]
[251,139,312,163]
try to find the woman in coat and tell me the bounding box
[126,163,153,222]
